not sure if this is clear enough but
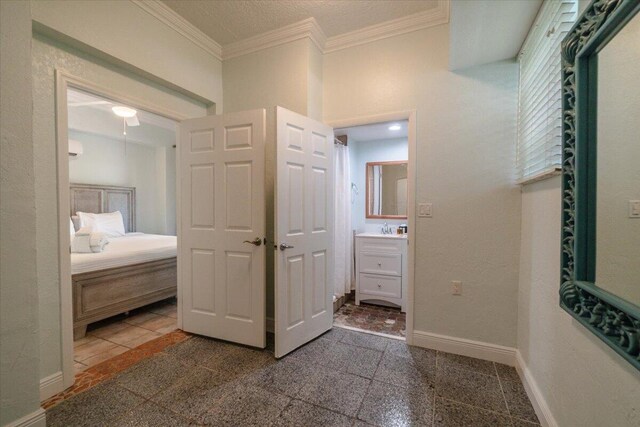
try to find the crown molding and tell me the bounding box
[324,0,450,53]
[131,0,449,61]
[223,17,326,60]
[132,0,222,60]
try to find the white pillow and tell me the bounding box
[77,212,98,230]
[69,218,76,239]
[77,211,126,238]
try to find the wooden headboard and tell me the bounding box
[70,183,136,232]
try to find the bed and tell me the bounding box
[70,184,177,340]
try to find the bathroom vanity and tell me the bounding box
[355,233,407,312]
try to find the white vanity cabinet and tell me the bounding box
[355,233,407,312]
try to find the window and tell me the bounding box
[516,0,578,183]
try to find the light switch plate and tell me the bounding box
[418,203,432,218]
[629,200,640,218]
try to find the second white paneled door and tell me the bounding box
[275,107,335,358]
[179,109,266,348]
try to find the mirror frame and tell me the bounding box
[365,161,408,220]
[560,0,640,370]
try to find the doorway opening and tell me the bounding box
[331,116,415,341]
[67,87,179,372]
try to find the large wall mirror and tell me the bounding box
[560,0,640,370]
[366,161,408,219]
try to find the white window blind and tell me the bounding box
[517,0,578,183]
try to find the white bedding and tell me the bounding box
[71,233,177,274]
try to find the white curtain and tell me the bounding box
[333,144,352,298]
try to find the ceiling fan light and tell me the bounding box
[112,106,137,118]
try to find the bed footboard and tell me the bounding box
[72,257,177,339]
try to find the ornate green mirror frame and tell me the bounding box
[560,0,640,370]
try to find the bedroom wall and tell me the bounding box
[68,131,176,235]
[324,27,522,347]
[32,33,207,384]
[30,0,223,107]
[349,137,409,233]
[0,1,44,425]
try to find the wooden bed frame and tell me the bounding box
[70,184,177,340]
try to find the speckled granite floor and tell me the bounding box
[46,328,540,426]
[333,300,406,338]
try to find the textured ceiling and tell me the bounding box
[161,0,439,45]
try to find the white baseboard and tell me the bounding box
[412,330,516,366]
[4,408,46,427]
[266,317,274,333]
[39,371,63,401]
[515,350,558,427]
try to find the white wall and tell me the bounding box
[518,177,640,427]
[31,0,223,106]
[32,33,207,383]
[68,131,176,235]
[324,27,522,347]
[0,1,43,425]
[349,138,408,232]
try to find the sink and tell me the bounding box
[356,232,407,239]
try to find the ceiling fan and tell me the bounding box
[112,106,140,128]
[112,106,140,154]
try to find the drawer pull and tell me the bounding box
[377,262,382,267]
[378,283,382,288]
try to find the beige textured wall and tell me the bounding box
[324,26,522,346]
[32,33,207,380]
[31,0,223,106]
[518,177,640,426]
[0,1,43,425]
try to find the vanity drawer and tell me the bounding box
[359,252,402,276]
[358,237,405,253]
[359,273,401,298]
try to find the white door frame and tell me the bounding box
[326,110,417,345]
[54,70,192,396]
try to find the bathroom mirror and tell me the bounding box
[560,0,640,370]
[365,161,408,219]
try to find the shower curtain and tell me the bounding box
[333,144,352,298]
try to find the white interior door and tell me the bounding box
[275,106,334,358]
[179,109,266,348]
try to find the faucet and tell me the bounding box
[381,222,391,234]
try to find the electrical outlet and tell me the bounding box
[418,203,432,218]
[452,280,462,296]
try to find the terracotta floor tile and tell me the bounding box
[124,311,162,326]
[134,315,178,333]
[74,335,99,349]
[75,338,122,362]
[149,304,178,318]
[89,320,131,339]
[101,325,161,348]
[74,362,88,375]
[333,299,406,338]
[81,345,129,367]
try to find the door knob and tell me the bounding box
[243,237,262,246]
[279,243,294,251]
